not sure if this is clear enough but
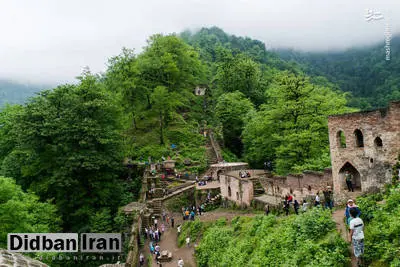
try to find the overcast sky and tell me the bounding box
[0,0,399,84]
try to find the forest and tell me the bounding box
[0,26,399,266]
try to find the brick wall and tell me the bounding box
[220,174,253,206]
[328,101,400,202]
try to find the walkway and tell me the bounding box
[195,181,220,190]
[332,208,358,267]
[161,183,196,201]
[139,209,257,267]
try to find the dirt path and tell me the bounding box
[332,208,358,267]
[139,209,257,267]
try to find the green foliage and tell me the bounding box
[215,54,268,105]
[221,148,239,162]
[137,33,207,93]
[164,190,194,212]
[356,185,400,265]
[278,36,400,109]
[196,209,349,267]
[243,71,355,174]
[215,91,255,156]
[178,219,205,247]
[0,72,129,232]
[0,176,61,248]
[105,34,209,171]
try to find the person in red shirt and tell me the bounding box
[287,194,293,204]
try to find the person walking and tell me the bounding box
[323,186,334,210]
[315,193,321,206]
[171,216,175,228]
[190,210,195,221]
[283,200,289,216]
[177,225,181,235]
[265,205,270,216]
[139,253,145,266]
[302,200,309,212]
[349,207,365,266]
[345,199,361,225]
[178,258,184,267]
[186,236,190,247]
[345,170,354,192]
[294,200,299,215]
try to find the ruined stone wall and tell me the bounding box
[259,169,332,203]
[220,174,253,206]
[328,101,400,203]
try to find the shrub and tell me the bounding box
[195,209,349,267]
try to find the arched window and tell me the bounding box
[354,129,364,147]
[337,130,346,148]
[374,137,383,147]
[228,186,231,197]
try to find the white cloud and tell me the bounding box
[0,0,398,84]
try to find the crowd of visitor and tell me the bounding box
[181,203,206,221]
[281,186,335,216]
[239,170,251,178]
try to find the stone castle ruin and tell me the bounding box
[328,101,400,202]
[216,101,400,207]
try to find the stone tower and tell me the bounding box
[328,101,400,202]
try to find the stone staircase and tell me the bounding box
[206,146,218,165]
[141,183,196,231]
[162,183,195,201]
[208,130,223,163]
[250,177,265,196]
[149,199,162,214]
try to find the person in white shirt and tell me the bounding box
[178,258,184,267]
[349,207,365,265]
[139,253,144,266]
[302,200,309,212]
[186,236,190,247]
[315,193,321,206]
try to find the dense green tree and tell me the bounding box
[277,36,400,109]
[136,34,206,98]
[150,86,183,145]
[0,72,127,231]
[0,176,61,248]
[215,91,255,157]
[105,48,144,129]
[243,71,354,174]
[215,54,267,105]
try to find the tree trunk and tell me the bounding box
[132,110,137,130]
[146,94,152,109]
[159,111,164,145]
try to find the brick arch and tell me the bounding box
[336,130,346,148]
[354,129,364,147]
[339,162,362,191]
[374,136,383,147]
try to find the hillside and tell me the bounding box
[0,80,46,107]
[277,35,400,109]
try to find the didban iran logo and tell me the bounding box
[7,233,122,253]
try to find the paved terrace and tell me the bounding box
[196,180,221,190]
[210,162,249,168]
[226,169,267,179]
